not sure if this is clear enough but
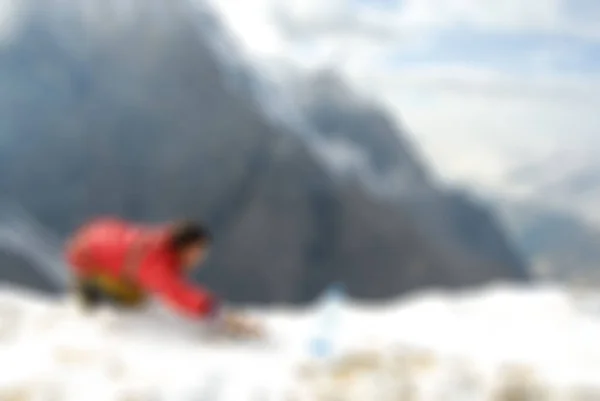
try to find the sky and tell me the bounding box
[207,0,600,198]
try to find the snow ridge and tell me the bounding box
[0,202,69,290]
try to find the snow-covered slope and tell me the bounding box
[0,283,600,401]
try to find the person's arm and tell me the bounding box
[137,256,264,337]
[137,257,220,319]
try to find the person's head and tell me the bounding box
[169,220,212,270]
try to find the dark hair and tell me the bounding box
[170,220,211,251]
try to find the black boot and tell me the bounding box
[74,278,110,310]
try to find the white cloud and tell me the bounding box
[0,0,24,44]
[385,82,600,187]
[362,64,600,184]
[396,0,566,33]
[312,137,371,174]
[215,0,600,47]
[206,0,286,58]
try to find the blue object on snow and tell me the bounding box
[309,282,347,359]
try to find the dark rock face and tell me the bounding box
[0,0,528,303]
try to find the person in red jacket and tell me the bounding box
[65,217,260,337]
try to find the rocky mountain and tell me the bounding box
[0,0,528,304]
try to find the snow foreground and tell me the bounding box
[1,284,600,400]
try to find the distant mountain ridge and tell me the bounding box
[489,197,600,284]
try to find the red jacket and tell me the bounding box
[65,217,218,318]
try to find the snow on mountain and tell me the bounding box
[0,203,69,291]
[0,283,599,400]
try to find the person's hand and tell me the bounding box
[220,310,265,339]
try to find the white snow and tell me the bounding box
[0,283,600,400]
